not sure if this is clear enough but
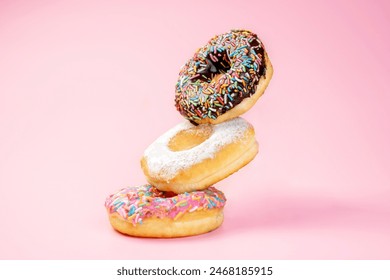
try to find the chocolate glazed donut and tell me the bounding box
[175,29,273,125]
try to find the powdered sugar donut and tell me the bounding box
[141,117,258,193]
[105,184,226,238]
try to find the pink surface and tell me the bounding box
[1,0,390,259]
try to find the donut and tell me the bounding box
[175,29,273,124]
[141,117,258,193]
[104,184,226,238]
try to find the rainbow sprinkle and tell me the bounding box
[104,185,226,226]
[175,30,267,122]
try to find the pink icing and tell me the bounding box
[104,185,226,225]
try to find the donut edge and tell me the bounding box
[107,208,224,238]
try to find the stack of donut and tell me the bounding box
[105,30,273,238]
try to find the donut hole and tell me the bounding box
[168,125,213,152]
[194,49,232,83]
[207,50,231,74]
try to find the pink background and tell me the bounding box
[1,0,389,259]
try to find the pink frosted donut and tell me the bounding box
[104,184,226,238]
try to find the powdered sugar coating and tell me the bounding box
[104,185,226,225]
[143,117,251,180]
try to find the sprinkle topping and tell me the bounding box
[105,185,226,225]
[175,29,267,122]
